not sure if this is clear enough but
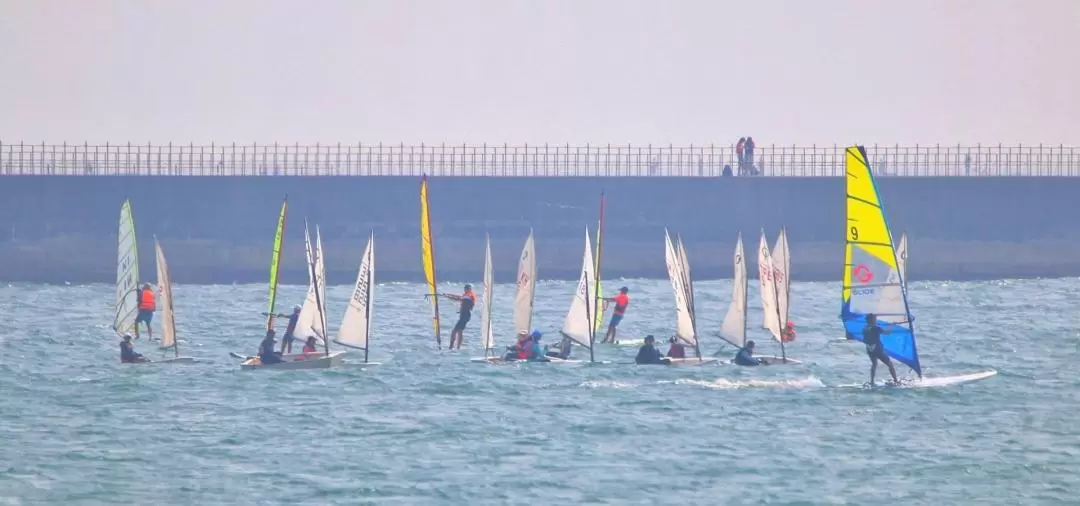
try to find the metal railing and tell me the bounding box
[1,141,1077,177]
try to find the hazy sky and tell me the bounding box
[1,0,1076,145]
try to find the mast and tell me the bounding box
[593,192,606,333]
[364,230,374,363]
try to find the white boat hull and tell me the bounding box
[725,355,802,366]
[663,357,719,366]
[241,351,346,370]
[470,356,583,364]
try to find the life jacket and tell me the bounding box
[461,290,476,312]
[303,344,318,353]
[138,288,156,311]
[516,341,529,360]
[613,293,630,315]
[782,329,797,342]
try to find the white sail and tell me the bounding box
[296,223,326,343]
[676,235,695,325]
[561,228,595,347]
[154,238,177,354]
[335,231,374,354]
[513,230,537,336]
[480,235,495,351]
[114,200,140,336]
[772,228,791,327]
[719,234,747,348]
[664,230,696,347]
[757,231,782,342]
[896,232,908,282]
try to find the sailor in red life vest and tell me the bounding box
[781,321,797,342]
[666,336,687,359]
[601,287,630,344]
[132,283,156,341]
[302,336,320,354]
[440,284,476,350]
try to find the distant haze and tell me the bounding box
[0,0,1077,145]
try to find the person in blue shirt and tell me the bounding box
[733,340,768,366]
[528,331,549,361]
[635,335,669,365]
[119,334,148,363]
[270,305,303,354]
[258,329,283,364]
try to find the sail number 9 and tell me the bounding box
[849,226,859,241]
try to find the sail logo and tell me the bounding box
[853,264,873,284]
[518,272,530,288]
[759,263,773,282]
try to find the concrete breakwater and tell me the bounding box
[0,175,1077,284]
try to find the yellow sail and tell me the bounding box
[842,147,897,301]
[266,197,288,331]
[420,176,442,346]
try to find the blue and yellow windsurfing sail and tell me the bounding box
[841,146,921,376]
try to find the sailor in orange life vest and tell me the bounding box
[781,321,797,342]
[601,287,630,344]
[440,284,476,350]
[132,283,156,341]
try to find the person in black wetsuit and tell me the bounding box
[635,335,669,365]
[120,334,148,363]
[441,284,476,350]
[733,340,767,366]
[863,313,899,385]
[258,329,283,364]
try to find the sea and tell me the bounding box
[0,277,1076,505]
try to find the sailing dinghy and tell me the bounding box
[240,198,346,370]
[332,231,380,365]
[840,145,994,388]
[659,230,717,366]
[717,235,797,365]
[472,231,551,363]
[755,231,798,363]
[148,238,194,363]
[294,222,327,346]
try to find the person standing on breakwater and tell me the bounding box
[132,283,156,341]
[601,287,631,344]
[440,284,476,350]
[736,137,746,174]
[745,136,757,175]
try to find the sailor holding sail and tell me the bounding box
[863,314,900,386]
[440,284,476,350]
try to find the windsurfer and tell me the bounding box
[132,283,156,341]
[733,340,767,366]
[666,336,687,358]
[863,314,899,385]
[635,335,669,365]
[441,284,476,350]
[601,287,630,343]
[270,305,302,354]
[258,329,283,364]
[120,334,148,363]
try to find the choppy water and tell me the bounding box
[0,277,1077,505]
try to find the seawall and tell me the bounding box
[1,176,1078,284]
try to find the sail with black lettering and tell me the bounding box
[334,231,374,362]
[841,146,920,376]
[114,200,140,336]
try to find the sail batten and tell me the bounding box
[335,231,374,358]
[114,200,140,336]
[841,146,921,376]
[420,176,441,346]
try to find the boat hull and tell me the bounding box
[663,357,719,366]
[241,351,346,370]
[725,355,802,366]
[470,356,583,364]
[153,357,196,364]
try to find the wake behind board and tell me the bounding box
[838,370,997,389]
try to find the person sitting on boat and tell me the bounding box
[528,331,550,361]
[302,336,319,354]
[635,335,668,365]
[547,334,574,360]
[666,336,686,359]
[733,340,767,366]
[863,313,900,386]
[504,331,531,361]
[120,334,148,363]
[440,284,476,351]
[258,329,283,364]
[781,321,797,342]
